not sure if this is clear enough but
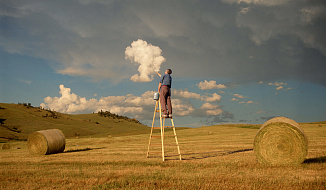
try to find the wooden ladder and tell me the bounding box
[146,100,182,161]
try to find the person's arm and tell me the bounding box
[158,83,162,92]
[156,71,161,77]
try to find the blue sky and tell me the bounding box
[1,0,326,127]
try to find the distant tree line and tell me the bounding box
[98,110,140,124]
[17,102,58,118]
[18,102,32,108]
[42,111,58,119]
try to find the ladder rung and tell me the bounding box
[150,143,177,146]
[163,144,178,146]
[164,154,181,157]
[155,110,160,112]
[151,135,162,138]
[150,144,163,146]
[150,134,176,138]
[152,126,174,129]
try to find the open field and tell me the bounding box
[1,122,325,189]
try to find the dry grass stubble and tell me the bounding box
[0,123,325,189]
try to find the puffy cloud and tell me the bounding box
[125,39,166,82]
[40,85,155,118]
[201,93,222,102]
[268,82,286,87]
[229,93,256,104]
[239,100,256,104]
[171,99,195,116]
[232,93,245,99]
[40,84,230,122]
[197,80,227,90]
[230,98,239,102]
[267,81,294,92]
[174,89,222,102]
[172,89,224,116]
[200,103,223,116]
[41,85,97,113]
[173,89,201,99]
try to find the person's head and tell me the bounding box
[166,69,172,74]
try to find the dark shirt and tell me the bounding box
[160,74,172,88]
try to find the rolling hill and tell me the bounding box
[0,103,151,141]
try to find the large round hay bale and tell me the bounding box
[27,129,65,155]
[2,143,10,150]
[254,117,308,165]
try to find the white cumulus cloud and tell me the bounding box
[197,80,227,90]
[200,103,223,116]
[267,81,294,91]
[230,97,239,102]
[239,100,256,104]
[173,89,201,99]
[125,39,166,82]
[268,82,286,87]
[40,85,154,118]
[276,86,284,90]
[40,84,230,123]
[201,93,222,102]
[40,84,97,113]
[172,99,196,116]
[232,93,245,99]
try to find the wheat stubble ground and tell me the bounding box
[1,123,325,189]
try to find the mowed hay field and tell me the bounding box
[1,123,326,189]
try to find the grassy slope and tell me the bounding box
[0,103,151,141]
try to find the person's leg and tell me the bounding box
[160,86,168,115]
[166,89,172,115]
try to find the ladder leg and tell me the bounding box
[147,101,158,158]
[147,99,182,161]
[171,118,182,160]
[159,101,165,161]
[163,117,165,137]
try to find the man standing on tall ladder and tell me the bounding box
[157,69,173,118]
[148,68,181,161]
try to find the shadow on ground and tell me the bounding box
[148,149,253,161]
[180,149,253,160]
[304,156,326,164]
[64,147,107,153]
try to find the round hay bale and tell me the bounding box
[27,129,65,155]
[2,143,10,150]
[254,117,308,165]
